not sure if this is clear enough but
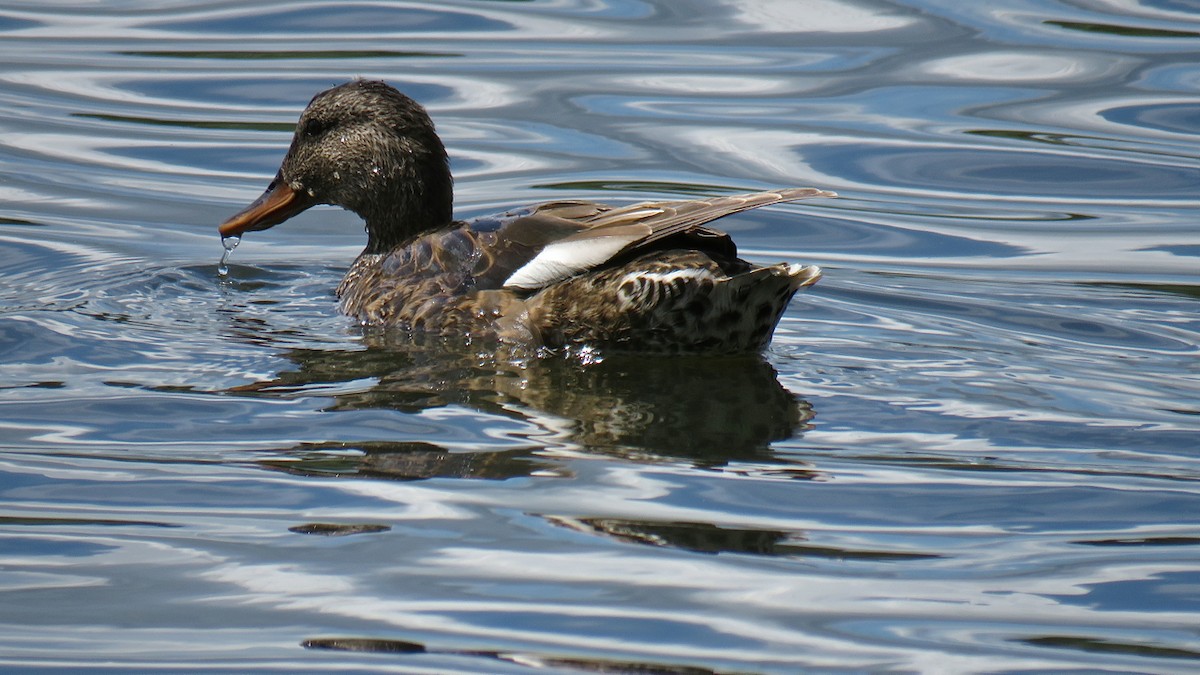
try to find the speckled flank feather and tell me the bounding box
[525,252,820,353]
[219,80,833,355]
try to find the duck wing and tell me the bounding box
[465,201,597,289]
[498,188,834,291]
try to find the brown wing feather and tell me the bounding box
[461,188,835,292]
[585,187,834,247]
[498,188,834,291]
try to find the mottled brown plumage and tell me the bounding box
[218,80,833,354]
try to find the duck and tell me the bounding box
[218,79,833,354]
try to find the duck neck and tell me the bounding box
[361,149,454,254]
[362,198,449,254]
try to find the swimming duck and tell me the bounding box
[218,80,833,354]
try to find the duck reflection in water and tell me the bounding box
[227,330,817,482]
[225,338,923,566]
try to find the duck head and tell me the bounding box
[218,80,453,253]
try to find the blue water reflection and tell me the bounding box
[148,5,513,35]
[0,0,1198,672]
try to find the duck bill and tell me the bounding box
[218,176,317,238]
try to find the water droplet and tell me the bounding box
[218,235,240,277]
[333,170,341,181]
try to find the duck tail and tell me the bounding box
[707,263,821,350]
[732,262,821,298]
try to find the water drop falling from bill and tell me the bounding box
[218,235,240,277]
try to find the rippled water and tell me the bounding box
[2,1,1199,672]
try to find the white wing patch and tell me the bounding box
[503,235,634,290]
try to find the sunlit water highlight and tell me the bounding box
[0,1,1198,672]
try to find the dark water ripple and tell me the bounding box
[0,0,1199,672]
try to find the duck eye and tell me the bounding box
[300,116,330,138]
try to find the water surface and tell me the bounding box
[1,1,1199,672]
